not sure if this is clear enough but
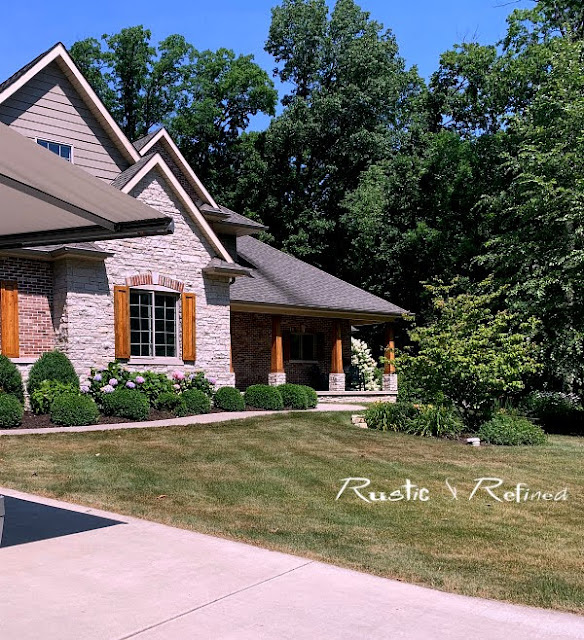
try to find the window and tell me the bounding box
[290,333,317,362]
[130,291,177,357]
[37,139,72,161]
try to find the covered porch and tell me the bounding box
[230,307,398,401]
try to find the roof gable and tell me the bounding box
[0,43,139,165]
[114,153,233,264]
[133,128,218,208]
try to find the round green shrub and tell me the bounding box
[479,411,547,446]
[30,380,79,415]
[299,385,318,409]
[0,354,24,403]
[244,384,284,410]
[50,392,99,427]
[102,389,150,421]
[28,351,79,395]
[277,384,309,410]
[155,391,184,414]
[176,389,211,416]
[214,386,245,411]
[0,393,23,427]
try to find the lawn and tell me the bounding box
[0,412,582,613]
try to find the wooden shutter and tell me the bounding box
[182,293,197,361]
[1,281,19,358]
[114,286,130,359]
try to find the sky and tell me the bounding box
[0,0,532,128]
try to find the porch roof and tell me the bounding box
[0,124,173,249]
[231,236,408,322]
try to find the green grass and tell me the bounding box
[0,412,582,613]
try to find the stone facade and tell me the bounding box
[52,170,234,386]
[328,373,346,392]
[231,311,351,390]
[268,372,286,386]
[382,373,398,393]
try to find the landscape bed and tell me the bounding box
[0,411,581,613]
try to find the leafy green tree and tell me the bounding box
[397,279,541,428]
[71,27,276,197]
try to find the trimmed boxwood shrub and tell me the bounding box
[479,411,547,446]
[28,350,79,395]
[300,385,318,409]
[30,380,79,415]
[0,393,23,427]
[176,389,211,416]
[244,384,284,411]
[214,386,245,411]
[102,389,150,421]
[278,384,309,410]
[50,393,99,427]
[155,391,184,414]
[0,354,24,403]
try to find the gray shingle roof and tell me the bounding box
[132,130,160,152]
[0,43,60,95]
[110,153,155,190]
[232,236,407,318]
[217,206,266,230]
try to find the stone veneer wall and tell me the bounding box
[0,257,55,357]
[231,311,351,390]
[54,169,234,386]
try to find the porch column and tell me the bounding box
[329,320,345,391]
[383,323,398,393]
[268,315,286,386]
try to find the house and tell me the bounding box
[0,43,406,398]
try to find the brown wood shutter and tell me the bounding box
[114,286,130,359]
[1,281,19,358]
[182,293,197,361]
[283,330,291,362]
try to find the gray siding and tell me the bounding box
[0,62,129,181]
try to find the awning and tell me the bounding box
[0,123,173,248]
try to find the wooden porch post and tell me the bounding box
[329,320,345,391]
[384,324,396,375]
[269,315,285,385]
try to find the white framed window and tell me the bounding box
[36,138,72,162]
[290,333,317,362]
[130,290,178,358]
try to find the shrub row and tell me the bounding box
[243,384,317,411]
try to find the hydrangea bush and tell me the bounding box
[350,338,380,391]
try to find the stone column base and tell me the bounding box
[382,373,398,393]
[329,373,346,391]
[268,372,286,386]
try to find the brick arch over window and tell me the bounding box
[125,272,184,293]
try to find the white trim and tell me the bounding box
[0,43,140,164]
[35,136,74,163]
[129,289,179,360]
[137,128,218,209]
[120,153,233,263]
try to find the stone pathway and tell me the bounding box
[0,403,366,436]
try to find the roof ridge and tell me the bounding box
[0,43,61,95]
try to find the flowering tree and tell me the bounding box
[350,338,381,391]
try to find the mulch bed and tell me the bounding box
[11,406,270,430]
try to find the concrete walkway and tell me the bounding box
[0,403,365,436]
[0,488,582,640]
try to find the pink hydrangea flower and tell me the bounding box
[93,373,102,382]
[208,377,217,385]
[109,378,118,387]
[173,384,181,390]
[80,385,90,393]
[101,385,115,394]
[172,370,185,381]
[126,381,136,389]
[135,376,145,384]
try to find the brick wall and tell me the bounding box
[0,257,55,357]
[231,311,351,390]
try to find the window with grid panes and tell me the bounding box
[130,291,177,357]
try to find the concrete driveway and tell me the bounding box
[0,487,582,640]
